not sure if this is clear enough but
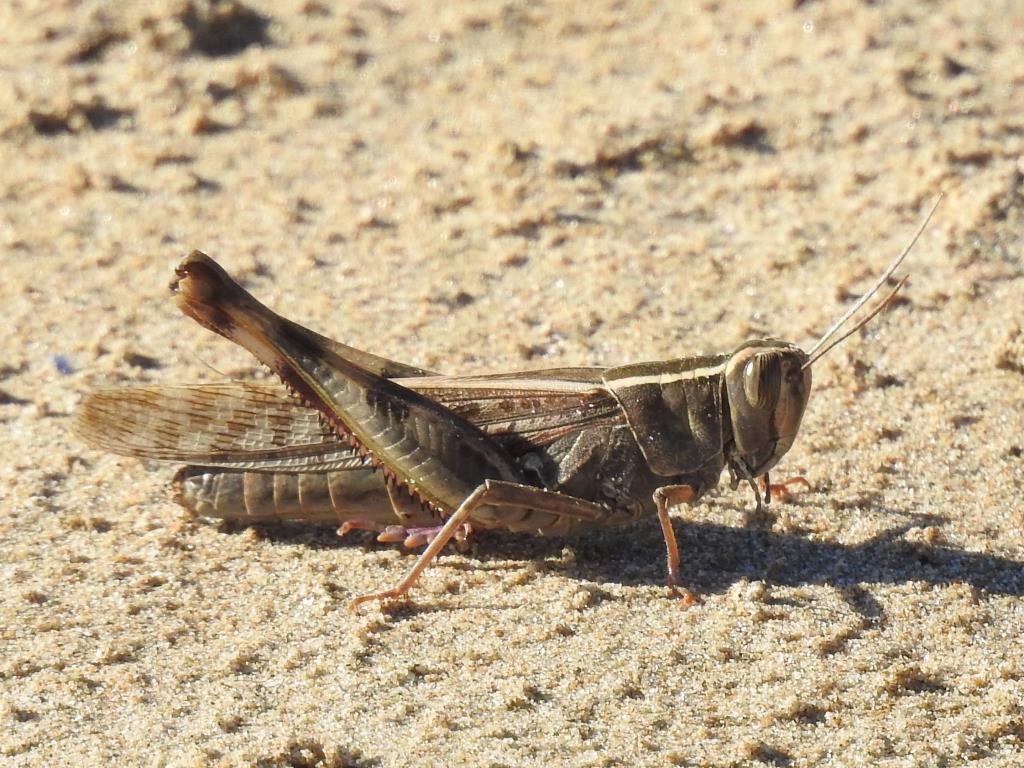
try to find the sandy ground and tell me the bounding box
[2,0,1024,765]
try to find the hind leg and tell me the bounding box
[348,480,610,610]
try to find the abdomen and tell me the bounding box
[173,466,422,526]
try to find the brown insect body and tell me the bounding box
[74,199,939,607]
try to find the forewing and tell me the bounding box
[73,383,365,471]
[74,371,625,472]
[405,371,624,452]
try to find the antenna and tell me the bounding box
[802,193,943,366]
[802,276,907,368]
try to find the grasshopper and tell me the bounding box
[74,198,940,609]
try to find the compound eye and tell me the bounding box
[743,352,782,409]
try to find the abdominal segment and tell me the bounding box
[173,466,437,528]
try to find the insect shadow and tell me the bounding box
[223,509,1024,602]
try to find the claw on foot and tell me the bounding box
[761,475,812,503]
[664,571,700,607]
[348,589,406,612]
[336,520,388,538]
[375,525,409,544]
[669,585,701,607]
[402,531,429,549]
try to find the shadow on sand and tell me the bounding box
[225,507,1024,600]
